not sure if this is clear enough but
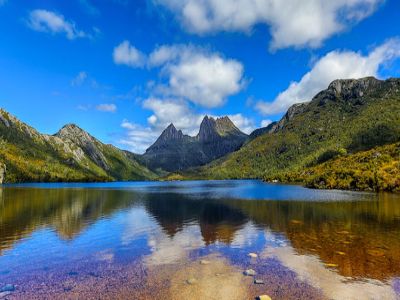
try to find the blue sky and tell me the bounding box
[0,0,399,153]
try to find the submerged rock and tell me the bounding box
[186,278,197,285]
[324,263,338,268]
[200,260,210,265]
[248,253,258,258]
[0,285,15,293]
[367,249,385,257]
[0,291,11,299]
[290,219,303,225]
[254,279,264,284]
[244,269,256,276]
[256,295,272,300]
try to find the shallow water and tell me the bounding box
[1,180,400,299]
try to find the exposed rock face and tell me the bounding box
[55,124,109,170]
[249,122,277,140]
[0,109,44,142]
[142,116,248,172]
[159,124,185,141]
[274,103,308,132]
[146,124,188,152]
[328,77,383,98]
[197,116,245,142]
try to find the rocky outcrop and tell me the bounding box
[55,124,109,170]
[273,103,308,132]
[250,122,277,140]
[147,124,189,152]
[0,109,44,142]
[328,77,383,99]
[197,116,246,142]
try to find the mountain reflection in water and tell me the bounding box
[0,181,400,299]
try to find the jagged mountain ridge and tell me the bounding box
[0,109,156,183]
[142,115,248,172]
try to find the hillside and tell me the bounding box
[185,77,400,182]
[267,142,400,192]
[142,116,248,172]
[0,109,156,183]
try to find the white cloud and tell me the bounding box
[261,119,272,127]
[143,97,204,135]
[165,49,244,108]
[96,103,117,113]
[27,9,88,40]
[113,43,245,108]
[113,40,146,67]
[71,71,88,86]
[256,38,400,116]
[148,45,182,67]
[154,0,383,50]
[119,120,161,153]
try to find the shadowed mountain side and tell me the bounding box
[142,116,248,172]
[143,194,248,244]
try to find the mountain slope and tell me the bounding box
[0,109,156,183]
[191,77,400,180]
[266,142,400,192]
[142,116,248,172]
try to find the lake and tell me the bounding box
[1,180,400,299]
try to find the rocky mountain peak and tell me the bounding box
[198,116,218,141]
[327,77,381,99]
[198,115,246,141]
[55,123,109,170]
[146,123,186,152]
[215,116,243,136]
[56,123,88,138]
[159,123,184,141]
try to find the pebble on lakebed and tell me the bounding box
[254,279,264,284]
[244,269,256,276]
[186,278,197,285]
[0,292,12,299]
[248,253,258,258]
[256,295,272,300]
[200,260,210,265]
